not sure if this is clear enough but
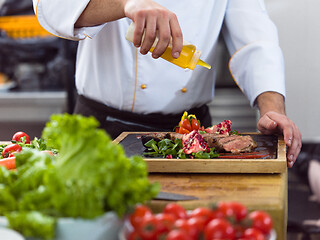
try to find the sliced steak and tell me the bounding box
[167,132,183,141]
[140,132,171,145]
[201,133,227,148]
[213,135,257,153]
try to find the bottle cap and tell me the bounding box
[189,49,202,70]
[125,22,135,43]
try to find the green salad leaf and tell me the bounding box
[6,211,56,240]
[143,138,219,159]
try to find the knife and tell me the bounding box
[153,191,199,201]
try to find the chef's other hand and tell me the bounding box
[124,0,183,59]
[257,111,302,168]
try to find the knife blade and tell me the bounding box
[153,191,199,201]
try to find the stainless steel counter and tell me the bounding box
[0,91,67,139]
[0,91,67,122]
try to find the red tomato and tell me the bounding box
[165,229,192,240]
[155,213,175,233]
[178,126,190,134]
[234,224,246,239]
[248,210,273,235]
[179,119,192,132]
[137,214,158,240]
[12,131,31,144]
[187,217,206,240]
[217,202,234,219]
[173,218,190,233]
[217,201,247,222]
[127,230,142,240]
[2,144,22,158]
[0,156,16,170]
[191,118,200,131]
[163,203,188,220]
[130,205,152,229]
[243,228,266,240]
[189,207,214,225]
[204,218,235,240]
[228,202,248,222]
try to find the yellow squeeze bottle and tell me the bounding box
[125,23,211,70]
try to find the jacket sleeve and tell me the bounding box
[32,0,106,40]
[222,0,286,107]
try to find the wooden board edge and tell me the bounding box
[277,135,287,165]
[113,132,151,144]
[146,159,287,173]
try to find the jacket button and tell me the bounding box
[181,87,187,93]
[141,84,147,89]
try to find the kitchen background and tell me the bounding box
[0,0,318,143]
[0,0,319,239]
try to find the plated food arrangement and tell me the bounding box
[140,112,264,159]
[114,111,286,173]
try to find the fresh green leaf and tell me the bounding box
[6,211,56,240]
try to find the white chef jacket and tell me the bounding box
[33,0,285,115]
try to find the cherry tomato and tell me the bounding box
[127,230,142,240]
[234,224,246,239]
[165,229,192,240]
[130,205,152,229]
[189,207,214,225]
[217,201,234,219]
[137,214,158,240]
[178,126,190,134]
[163,203,188,220]
[204,218,235,240]
[173,218,190,233]
[248,210,273,235]
[2,144,22,158]
[243,228,266,240]
[191,118,200,131]
[187,217,206,240]
[12,131,31,144]
[179,119,192,132]
[228,202,248,222]
[217,201,247,222]
[155,213,175,234]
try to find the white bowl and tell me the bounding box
[0,228,25,240]
[0,212,123,240]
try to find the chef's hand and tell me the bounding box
[256,92,302,168]
[124,0,183,59]
[257,111,302,168]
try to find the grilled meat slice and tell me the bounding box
[201,133,228,148]
[212,135,257,153]
[140,132,171,145]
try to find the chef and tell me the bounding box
[32,0,301,167]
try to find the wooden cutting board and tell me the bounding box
[113,132,287,174]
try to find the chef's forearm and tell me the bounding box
[256,91,286,117]
[75,0,127,27]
